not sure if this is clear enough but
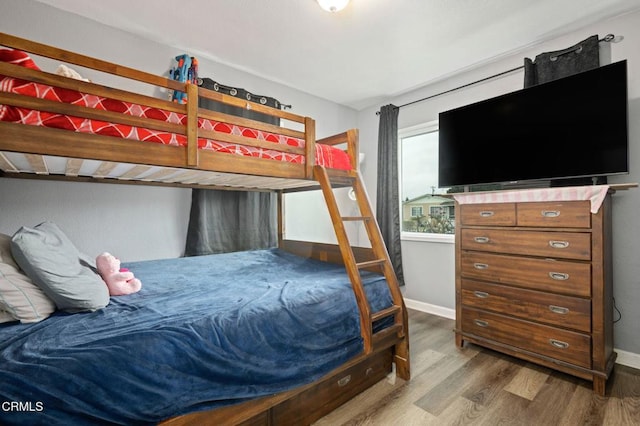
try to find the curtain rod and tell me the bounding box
[376,33,619,115]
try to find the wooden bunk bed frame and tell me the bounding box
[0,33,410,425]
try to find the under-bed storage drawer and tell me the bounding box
[271,348,393,425]
[462,307,591,369]
[461,279,591,332]
[460,228,591,260]
[460,252,591,297]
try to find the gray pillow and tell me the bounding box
[10,222,109,312]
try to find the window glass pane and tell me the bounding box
[400,127,455,235]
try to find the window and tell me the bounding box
[399,121,455,241]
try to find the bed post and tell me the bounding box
[304,117,316,179]
[346,128,359,171]
[186,83,199,168]
[277,191,285,249]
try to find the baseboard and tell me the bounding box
[403,298,455,320]
[404,298,640,370]
[615,349,640,370]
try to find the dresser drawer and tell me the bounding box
[460,252,591,297]
[461,279,591,332]
[460,228,591,260]
[460,203,516,226]
[517,201,591,228]
[462,307,591,368]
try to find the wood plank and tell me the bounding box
[0,122,189,169]
[186,83,199,167]
[414,351,517,416]
[503,364,550,400]
[304,117,316,178]
[94,161,119,177]
[557,384,600,425]
[197,127,304,155]
[141,168,182,181]
[0,91,186,134]
[0,32,183,92]
[197,148,306,180]
[315,310,640,426]
[0,152,18,172]
[0,62,185,114]
[117,165,152,180]
[65,158,83,176]
[25,154,48,174]
[162,170,207,183]
[198,106,305,140]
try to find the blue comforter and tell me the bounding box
[0,249,392,425]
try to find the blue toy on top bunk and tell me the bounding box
[169,54,198,104]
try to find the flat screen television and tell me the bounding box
[438,60,628,189]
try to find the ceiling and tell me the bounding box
[33,0,640,110]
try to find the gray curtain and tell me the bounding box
[185,190,276,256]
[184,78,280,256]
[376,104,404,286]
[524,35,600,88]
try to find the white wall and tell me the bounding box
[0,179,191,261]
[357,9,640,356]
[0,0,358,261]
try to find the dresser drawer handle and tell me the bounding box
[541,210,561,218]
[549,240,570,249]
[479,211,495,217]
[549,272,569,281]
[549,305,569,315]
[474,291,489,298]
[473,263,489,270]
[549,339,570,349]
[474,236,490,243]
[337,374,351,387]
[474,319,489,327]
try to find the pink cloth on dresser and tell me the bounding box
[452,185,610,214]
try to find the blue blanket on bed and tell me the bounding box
[0,249,392,425]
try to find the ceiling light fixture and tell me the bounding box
[317,0,350,13]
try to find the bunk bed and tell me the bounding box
[0,33,410,425]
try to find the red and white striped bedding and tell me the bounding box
[0,49,351,170]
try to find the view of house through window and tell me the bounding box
[399,122,455,236]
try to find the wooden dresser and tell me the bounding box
[454,190,615,395]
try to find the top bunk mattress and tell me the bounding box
[0,248,392,425]
[0,48,352,172]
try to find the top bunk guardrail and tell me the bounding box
[0,32,358,191]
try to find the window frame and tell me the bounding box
[398,121,455,244]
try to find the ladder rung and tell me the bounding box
[326,175,356,186]
[372,324,404,345]
[341,216,372,222]
[371,305,401,323]
[356,259,386,269]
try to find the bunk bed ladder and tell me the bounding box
[314,166,409,375]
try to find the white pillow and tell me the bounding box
[0,233,56,323]
[0,308,15,324]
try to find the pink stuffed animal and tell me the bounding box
[96,252,142,296]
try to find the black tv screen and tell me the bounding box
[438,60,628,188]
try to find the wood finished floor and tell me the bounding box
[314,309,640,425]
